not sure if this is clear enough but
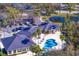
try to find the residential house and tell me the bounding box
[0,15,62,55]
[1,34,35,55]
[39,22,60,33]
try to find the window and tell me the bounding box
[17,49,21,52]
[8,51,11,54]
[27,47,29,51]
[13,50,16,53]
[22,48,26,51]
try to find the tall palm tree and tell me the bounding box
[7,7,21,26]
[62,18,79,55]
[65,3,76,19]
[30,44,42,55]
[36,27,42,43]
[32,27,42,44]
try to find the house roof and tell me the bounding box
[12,26,31,32]
[1,36,15,51]
[0,31,13,39]
[12,4,33,10]
[1,34,34,51]
[28,26,38,34]
[24,5,33,10]
[0,16,4,21]
[39,22,48,31]
[16,30,31,38]
[23,18,33,24]
[45,23,60,31]
[39,22,60,32]
[49,24,60,30]
[34,16,42,25]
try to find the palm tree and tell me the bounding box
[7,7,20,19]
[32,27,42,44]
[62,19,79,55]
[7,7,21,26]
[36,27,42,43]
[32,32,38,38]
[30,44,42,55]
[60,34,65,40]
[32,27,42,38]
[32,31,38,43]
[37,27,42,36]
[65,3,76,19]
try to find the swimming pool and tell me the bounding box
[43,39,57,49]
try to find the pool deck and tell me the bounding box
[32,31,66,50]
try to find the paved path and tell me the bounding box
[16,51,35,56]
[55,10,79,14]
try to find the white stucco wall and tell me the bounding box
[0,41,4,49]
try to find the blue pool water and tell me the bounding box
[43,39,57,49]
[49,16,65,23]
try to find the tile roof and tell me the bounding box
[28,26,38,34]
[39,22,48,32]
[0,16,4,21]
[1,34,34,51]
[23,18,33,24]
[16,30,31,38]
[39,22,60,32]
[34,17,42,25]
[1,36,15,51]
[12,4,33,10]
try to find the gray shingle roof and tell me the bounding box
[1,34,34,51]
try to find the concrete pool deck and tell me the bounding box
[33,31,66,50]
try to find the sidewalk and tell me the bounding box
[16,51,35,56]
